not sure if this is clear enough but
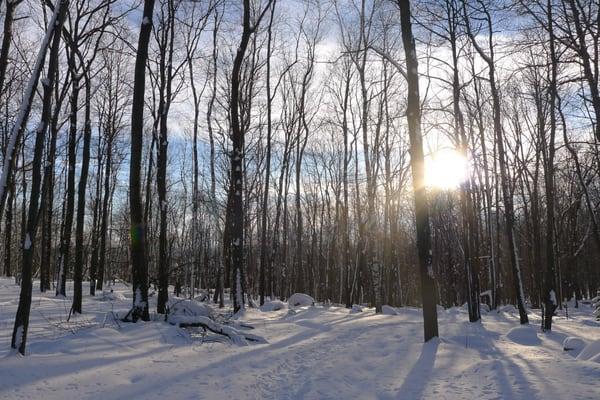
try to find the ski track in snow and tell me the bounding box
[0,278,599,399]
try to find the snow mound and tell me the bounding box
[576,340,600,363]
[499,305,517,314]
[506,326,541,346]
[563,337,587,356]
[581,319,600,327]
[382,305,399,315]
[260,300,287,312]
[168,298,214,319]
[350,304,363,314]
[288,293,314,307]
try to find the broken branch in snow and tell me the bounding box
[168,315,267,346]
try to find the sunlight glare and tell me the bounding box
[425,149,469,190]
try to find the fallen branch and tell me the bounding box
[168,315,267,346]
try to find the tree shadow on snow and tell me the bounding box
[388,339,439,399]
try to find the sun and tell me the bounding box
[425,148,469,190]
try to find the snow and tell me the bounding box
[287,293,314,307]
[499,304,518,314]
[167,297,214,319]
[260,300,286,312]
[505,325,541,346]
[23,234,31,250]
[550,289,557,306]
[563,337,587,356]
[99,289,127,302]
[13,324,23,350]
[577,340,600,363]
[1,278,600,399]
[350,304,363,313]
[382,304,400,315]
[133,288,145,309]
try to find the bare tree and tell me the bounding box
[127,0,156,322]
[11,0,68,355]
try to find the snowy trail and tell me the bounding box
[0,279,599,399]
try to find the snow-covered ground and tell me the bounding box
[1,278,599,399]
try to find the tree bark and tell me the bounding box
[11,0,67,355]
[128,0,155,322]
[397,0,439,342]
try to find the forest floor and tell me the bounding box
[0,278,599,399]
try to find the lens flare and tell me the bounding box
[425,149,468,190]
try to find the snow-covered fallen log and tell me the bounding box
[167,315,267,346]
[164,297,266,346]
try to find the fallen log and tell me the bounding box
[168,315,267,346]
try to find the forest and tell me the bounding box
[1,0,600,398]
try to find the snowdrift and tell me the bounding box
[576,339,600,363]
[382,305,399,315]
[563,337,587,356]
[506,325,541,346]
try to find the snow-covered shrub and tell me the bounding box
[288,293,314,307]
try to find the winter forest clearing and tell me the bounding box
[0,278,600,399]
[2,0,600,398]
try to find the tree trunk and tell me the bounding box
[398,0,439,342]
[72,72,92,314]
[260,0,276,306]
[128,0,155,322]
[11,0,67,355]
[542,0,558,330]
[55,49,80,297]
